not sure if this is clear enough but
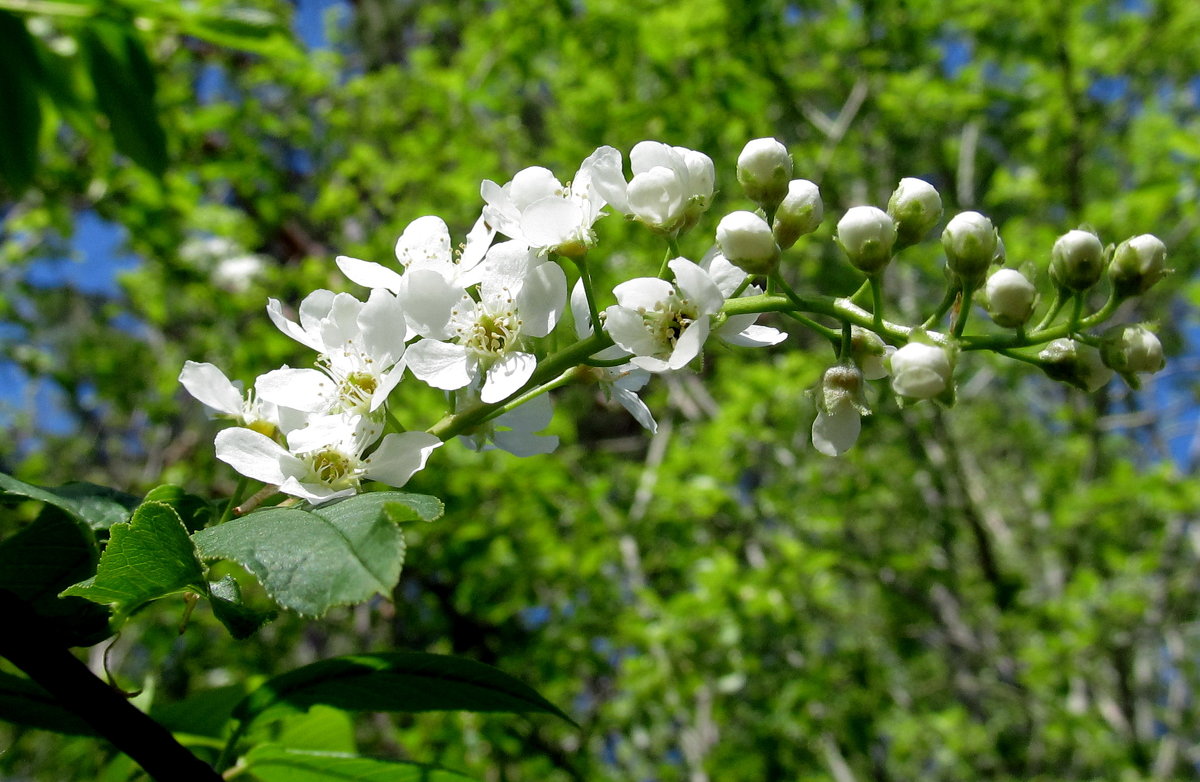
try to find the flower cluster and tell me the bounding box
[183,136,1170,507]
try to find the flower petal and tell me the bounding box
[481,352,537,403]
[215,427,306,485]
[179,361,244,417]
[406,339,472,390]
[336,256,404,292]
[812,406,861,457]
[255,367,334,413]
[363,432,442,487]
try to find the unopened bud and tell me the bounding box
[942,211,999,286]
[1038,338,1114,392]
[716,211,780,275]
[1050,229,1105,292]
[850,326,891,380]
[773,179,823,249]
[984,268,1036,328]
[820,364,868,414]
[1109,234,1167,298]
[837,206,897,275]
[888,342,952,400]
[737,138,792,211]
[1101,324,1164,387]
[887,178,942,247]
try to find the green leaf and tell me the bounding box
[0,670,96,737]
[143,484,215,532]
[150,682,247,739]
[191,492,434,617]
[80,19,167,176]
[0,11,41,193]
[0,505,110,646]
[61,501,206,624]
[243,746,477,782]
[271,706,356,753]
[208,575,276,639]
[0,473,137,530]
[233,652,576,728]
[176,7,295,57]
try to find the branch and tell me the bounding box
[0,591,223,782]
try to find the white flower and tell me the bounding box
[985,268,1036,328]
[460,392,559,457]
[336,214,495,338]
[716,211,779,275]
[588,142,715,234]
[214,413,440,504]
[1050,229,1105,292]
[942,211,998,283]
[812,365,868,457]
[837,206,897,275]
[481,149,616,256]
[888,342,952,399]
[773,179,823,249]
[736,137,792,209]
[260,289,408,415]
[887,177,942,245]
[700,253,787,349]
[569,280,657,433]
[179,360,300,436]
[405,242,567,403]
[1110,234,1167,296]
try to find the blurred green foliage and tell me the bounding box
[2,0,1200,779]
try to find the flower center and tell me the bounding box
[461,310,521,357]
[644,294,698,350]
[306,449,357,488]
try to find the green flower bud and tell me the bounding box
[737,138,792,211]
[773,179,823,249]
[717,211,780,275]
[837,206,897,276]
[1109,234,1167,298]
[887,177,942,247]
[1100,324,1164,387]
[984,268,1036,328]
[941,211,999,286]
[1038,338,1114,392]
[1049,229,1105,292]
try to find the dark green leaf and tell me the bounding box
[0,473,136,530]
[271,706,356,753]
[0,505,110,646]
[81,19,167,176]
[0,670,96,737]
[208,575,276,639]
[0,11,41,193]
[61,501,206,623]
[143,484,215,532]
[234,652,576,728]
[150,682,247,739]
[192,493,423,617]
[243,745,477,782]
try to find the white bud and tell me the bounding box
[888,342,952,399]
[1101,324,1164,383]
[887,177,942,246]
[773,179,823,249]
[941,211,998,284]
[836,206,897,275]
[984,268,1036,328]
[1109,234,1167,297]
[737,138,792,210]
[1050,229,1105,292]
[716,211,780,275]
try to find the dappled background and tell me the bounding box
[3,0,1200,779]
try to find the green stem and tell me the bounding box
[869,275,885,331]
[1067,292,1085,335]
[426,332,613,441]
[849,279,872,306]
[0,0,94,16]
[951,282,977,339]
[772,273,840,342]
[658,236,681,278]
[481,367,586,424]
[1033,288,1066,332]
[384,406,406,434]
[572,254,603,333]
[839,321,853,360]
[921,285,958,329]
[781,311,840,344]
[217,477,249,526]
[215,719,249,774]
